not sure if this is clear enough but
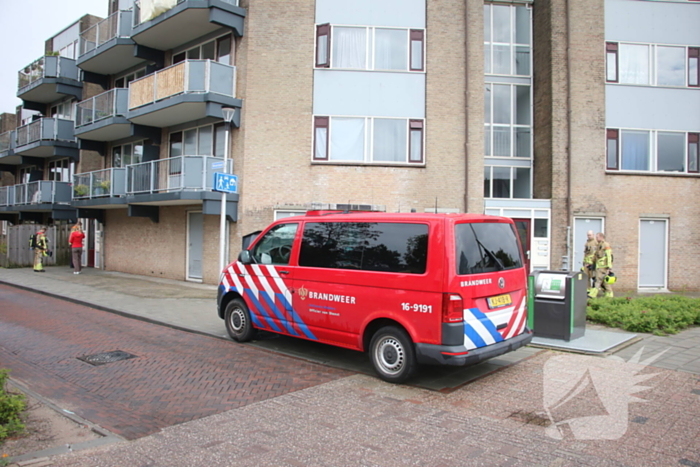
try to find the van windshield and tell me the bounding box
[455,222,522,275]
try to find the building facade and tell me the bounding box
[0,0,698,291]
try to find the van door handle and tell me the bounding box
[279,270,290,275]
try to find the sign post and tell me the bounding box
[217,107,236,275]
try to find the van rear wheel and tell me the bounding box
[369,326,416,383]
[225,298,257,342]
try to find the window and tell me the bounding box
[534,219,548,238]
[688,133,698,173]
[607,129,700,174]
[172,34,234,65]
[690,48,699,87]
[606,42,618,82]
[112,142,143,167]
[484,4,531,76]
[252,223,298,265]
[410,30,424,71]
[313,116,425,164]
[316,24,330,68]
[115,68,146,88]
[299,222,428,274]
[483,166,531,199]
[606,129,619,170]
[484,84,531,158]
[19,167,35,184]
[316,25,425,72]
[607,42,700,87]
[48,159,73,182]
[455,222,523,274]
[169,124,226,158]
[50,101,74,120]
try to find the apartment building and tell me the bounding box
[0,0,698,291]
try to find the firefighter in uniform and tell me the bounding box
[33,227,48,273]
[582,230,597,293]
[592,232,614,298]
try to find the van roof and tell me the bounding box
[292,211,511,223]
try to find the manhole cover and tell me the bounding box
[78,350,138,366]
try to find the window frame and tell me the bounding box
[316,23,331,68]
[606,42,619,83]
[409,29,424,72]
[313,116,425,165]
[689,47,699,87]
[606,129,619,170]
[689,133,699,173]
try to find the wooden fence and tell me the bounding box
[0,224,72,267]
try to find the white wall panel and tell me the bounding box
[606,0,700,45]
[606,85,700,131]
[316,0,425,28]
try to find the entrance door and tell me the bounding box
[573,218,603,272]
[513,219,531,272]
[639,219,667,288]
[187,211,204,281]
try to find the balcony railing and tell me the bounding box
[18,55,80,90]
[15,118,76,148]
[0,131,13,154]
[73,167,127,199]
[128,60,236,110]
[126,155,231,195]
[0,186,12,206]
[133,0,239,26]
[79,10,134,56]
[76,88,129,127]
[9,181,72,206]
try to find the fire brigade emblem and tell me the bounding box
[298,285,308,300]
[498,277,505,289]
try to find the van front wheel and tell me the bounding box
[225,298,257,342]
[369,326,416,383]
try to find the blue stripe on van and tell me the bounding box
[276,293,317,341]
[464,307,504,347]
[259,290,299,336]
[244,289,281,332]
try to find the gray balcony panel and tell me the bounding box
[74,117,132,141]
[132,0,246,51]
[78,39,144,75]
[128,94,241,128]
[14,118,78,158]
[75,89,132,141]
[17,56,83,103]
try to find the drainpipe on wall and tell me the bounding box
[563,0,574,271]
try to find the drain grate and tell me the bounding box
[78,350,138,366]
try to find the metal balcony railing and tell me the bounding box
[79,10,134,56]
[126,155,231,195]
[15,118,76,148]
[76,88,129,127]
[0,131,12,154]
[0,186,12,206]
[18,55,80,90]
[11,181,72,206]
[128,59,236,110]
[72,167,127,199]
[133,0,239,26]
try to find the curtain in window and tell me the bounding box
[315,127,328,159]
[619,44,649,85]
[333,27,366,69]
[375,29,407,71]
[373,119,406,162]
[331,118,364,161]
[621,130,650,170]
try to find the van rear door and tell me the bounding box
[452,220,528,349]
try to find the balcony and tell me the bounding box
[75,89,131,141]
[17,56,82,105]
[71,167,128,209]
[77,10,146,75]
[0,130,20,166]
[0,180,76,221]
[127,60,241,127]
[14,118,78,159]
[132,0,245,51]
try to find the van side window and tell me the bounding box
[252,223,298,265]
[299,222,428,274]
[455,222,523,274]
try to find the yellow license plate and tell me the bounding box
[487,294,512,309]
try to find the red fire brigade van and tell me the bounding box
[217,211,532,383]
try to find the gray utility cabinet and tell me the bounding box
[529,270,587,341]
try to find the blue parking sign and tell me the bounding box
[213,173,238,194]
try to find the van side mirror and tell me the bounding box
[238,250,253,264]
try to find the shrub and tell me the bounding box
[0,369,25,441]
[587,295,700,335]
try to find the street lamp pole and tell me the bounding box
[219,107,235,276]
